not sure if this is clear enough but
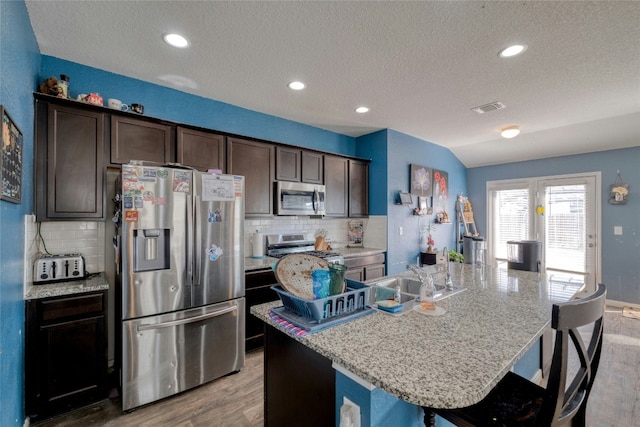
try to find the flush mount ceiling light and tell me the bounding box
[500,126,521,139]
[499,44,527,58]
[163,33,189,48]
[288,81,306,90]
[355,106,370,114]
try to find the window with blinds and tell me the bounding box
[491,188,530,260]
[544,184,589,274]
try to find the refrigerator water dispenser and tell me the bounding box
[134,228,170,272]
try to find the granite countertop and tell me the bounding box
[251,263,583,409]
[25,272,110,299]
[244,247,386,272]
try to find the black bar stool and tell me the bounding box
[424,283,606,427]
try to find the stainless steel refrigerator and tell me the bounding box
[115,163,245,411]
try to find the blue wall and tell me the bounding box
[386,129,468,274]
[468,147,640,303]
[356,129,388,216]
[0,1,40,425]
[40,56,356,156]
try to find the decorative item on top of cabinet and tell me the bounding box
[25,290,108,422]
[110,115,173,165]
[34,97,105,220]
[227,137,274,216]
[348,159,369,217]
[177,126,225,172]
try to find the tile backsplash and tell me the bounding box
[23,214,387,292]
[243,215,387,255]
[24,215,106,286]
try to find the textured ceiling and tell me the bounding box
[25,1,640,167]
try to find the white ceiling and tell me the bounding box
[25,1,640,167]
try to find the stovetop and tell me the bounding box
[268,250,341,259]
[265,233,341,260]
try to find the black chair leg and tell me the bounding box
[422,408,436,427]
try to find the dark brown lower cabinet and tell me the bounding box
[245,269,279,351]
[25,291,108,423]
[265,325,335,427]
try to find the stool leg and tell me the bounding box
[422,408,436,427]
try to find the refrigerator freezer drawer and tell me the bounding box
[121,298,245,411]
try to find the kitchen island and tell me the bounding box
[251,263,584,426]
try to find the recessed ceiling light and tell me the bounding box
[500,126,521,139]
[499,44,527,58]
[163,33,189,48]
[355,106,370,114]
[288,81,306,90]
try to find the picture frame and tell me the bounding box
[432,169,448,213]
[399,192,413,205]
[410,164,433,197]
[1,105,23,204]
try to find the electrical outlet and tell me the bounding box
[342,397,361,427]
[399,226,403,236]
[614,226,623,235]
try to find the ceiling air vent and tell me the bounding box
[471,101,506,114]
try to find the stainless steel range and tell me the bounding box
[266,233,344,264]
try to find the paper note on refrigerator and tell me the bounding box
[201,174,235,201]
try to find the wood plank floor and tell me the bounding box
[34,309,639,427]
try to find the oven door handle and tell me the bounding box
[136,305,237,331]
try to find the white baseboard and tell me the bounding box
[531,369,543,385]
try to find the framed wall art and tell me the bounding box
[410,164,433,197]
[432,169,448,213]
[1,105,23,204]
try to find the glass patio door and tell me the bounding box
[487,173,600,293]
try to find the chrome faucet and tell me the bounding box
[406,264,437,299]
[442,247,453,290]
[406,264,426,286]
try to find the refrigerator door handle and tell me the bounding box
[194,194,202,286]
[187,188,194,285]
[136,305,238,331]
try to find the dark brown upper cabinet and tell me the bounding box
[34,99,105,221]
[227,137,274,216]
[275,147,323,184]
[110,115,173,165]
[301,151,323,184]
[324,155,348,217]
[348,159,369,217]
[275,146,301,182]
[177,126,225,172]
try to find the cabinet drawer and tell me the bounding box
[343,253,386,269]
[39,293,105,322]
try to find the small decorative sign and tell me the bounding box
[1,106,23,204]
[609,171,629,205]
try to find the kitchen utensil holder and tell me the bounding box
[272,279,371,323]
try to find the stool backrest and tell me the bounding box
[540,283,606,426]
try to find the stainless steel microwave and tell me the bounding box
[275,181,326,216]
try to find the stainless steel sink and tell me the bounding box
[373,277,424,295]
[370,275,466,303]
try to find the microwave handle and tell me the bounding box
[312,188,318,213]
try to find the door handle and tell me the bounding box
[137,305,237,331]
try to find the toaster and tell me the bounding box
[34,254,86,284]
